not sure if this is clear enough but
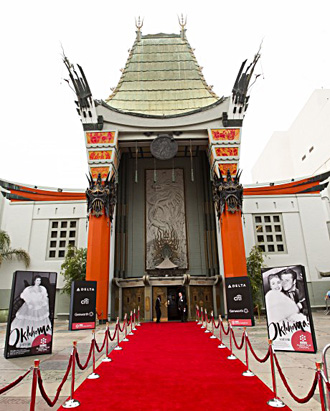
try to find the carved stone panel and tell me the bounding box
[122,287,145,320]
[190,286,213,319]
[146,169,188,270]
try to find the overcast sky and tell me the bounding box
[1,0,329,188]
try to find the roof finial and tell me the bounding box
[135,16,144,41]
[178,14,187,39]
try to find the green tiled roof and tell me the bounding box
[105,32,220,116]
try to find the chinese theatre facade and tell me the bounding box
[1,23,330,321]
[61,20,262,323]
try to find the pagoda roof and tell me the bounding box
[105,32,220,117]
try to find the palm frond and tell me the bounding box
[1,249,30,267]
[0,230,11,250]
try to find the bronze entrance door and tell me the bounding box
[167,286,181,321]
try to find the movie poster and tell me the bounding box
[225,276,254,326]
[262,265,317,353]
[4,271,57,359]
[69,280,97,331]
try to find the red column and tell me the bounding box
[220,207,247,278]
[86,214,111,321]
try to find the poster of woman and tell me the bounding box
[4,271,57,359]
[262,265,317,353]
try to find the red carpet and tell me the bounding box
[58,322,291,410]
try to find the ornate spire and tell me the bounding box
[178,14,187,40]
[135,16,144,41]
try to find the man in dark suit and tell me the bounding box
[178,292,187,322]
[155,295,161,323]
[280,269,308,316]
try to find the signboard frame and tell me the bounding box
[4,271,57,359]
[225,276,255,327]
[262,265,317,353]
[69,280,97,331]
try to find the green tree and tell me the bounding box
[61,245,87,295]
[247,245,266,316]
[0,230,30,267]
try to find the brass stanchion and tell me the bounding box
[204,309,211,333]
[133,309,137,331]
[30,359,39,411]
[201,308,206,329]
[87,330,100,379]
[316,363,327,411]
[242,328,254,377]
[210,311,216,339]
[63,342,80,408]
[227,321,237,360]
[218,315,226,349]
[102,323,112,362]
[267,340,285,408]
[128,311,134,336]
[197,305,202,325]
[122,314,129,342]
[136,306,141,326]
[114,318,123,350]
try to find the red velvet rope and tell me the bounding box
[118,320,126,333]
[246,337,271,363]
[232,329,245,350]
[37,355,72,407]
[212,318,220,329]
[75,340,94,370]
[108,326,117,341]
[273,354,318,403]
[0,368,32,395]
[206,315,212,324]
[221,321,230,335]
[94,332,107,353]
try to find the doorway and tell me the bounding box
[167,286,185,321]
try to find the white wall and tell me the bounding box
[252,89,330,183]
[0,199,88,290]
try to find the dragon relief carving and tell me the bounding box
[212,169,243,217]
[86,172,117,219]
[153,228,180,269]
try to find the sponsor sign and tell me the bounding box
[225,276,254,326]
[262,265,317,353]
[4,271,57,359]
[69,280,97,331]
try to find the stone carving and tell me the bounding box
[146,169,187,270]
[86,173,117,219]
[150,134,178,160]
[212,169,243,217]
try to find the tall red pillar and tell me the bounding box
[86,214,111,321]
[220,208,247,278]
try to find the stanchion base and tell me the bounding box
[267,398,286,408]
[128,332,134,336]
[122,338,129,342]
[132,327,137,331]
[102,357,112,362]
[227,354,237,360]
[197,321,202,325]
[218,344,226,349]
[204,330,211,333]
[201,325,206,329]
[210,335,217,339]
[87,373,100,379]
[136,323,141,326]
[114,346,123,351]
[62,399,80,408]
[242,370,255,377]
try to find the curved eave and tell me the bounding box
[98,96,226,120]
